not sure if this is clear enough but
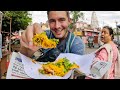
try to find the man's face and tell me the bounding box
[48,11,70,39]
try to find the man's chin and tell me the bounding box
[55,36,62,39]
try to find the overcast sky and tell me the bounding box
[29,11,120,28]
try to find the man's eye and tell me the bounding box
[59,18,65,21]
[49,19,55,23]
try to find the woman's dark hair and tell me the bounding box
[47,11,70,19]
[103,26,114,40]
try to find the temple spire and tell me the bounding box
[91,11,99,29]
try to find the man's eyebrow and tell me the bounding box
[48,17,66,22]
[49,19,55,22]
[58,18,66,20]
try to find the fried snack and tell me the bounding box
[32,32,59,49]
[38,57,79,77]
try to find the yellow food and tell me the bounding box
[32,32,59,49]
[38,57,79,77]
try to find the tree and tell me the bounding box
[69,11,84,32]
[2,11,32,32]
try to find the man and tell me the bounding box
[88,36,94,48]
[20,11,85,62]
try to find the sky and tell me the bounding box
[29,11,120,28]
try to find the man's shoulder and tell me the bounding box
[70,32,81,39]
[70,35,84,47]
[69,32,82,43]
[45,30,51,33]
[74,35,82,42]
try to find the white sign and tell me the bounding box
[6,52,32,79]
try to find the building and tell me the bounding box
[74,11,101,47]
[91,11,99,29]
[41,21,50,31]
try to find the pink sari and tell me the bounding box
[86,42,118,79]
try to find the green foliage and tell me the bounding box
[69,23,74,29]
[69,11,84,31]
[2,11,32,32]
[70,11,84,24]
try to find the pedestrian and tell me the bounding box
[20,11,85,62]
[87,26,120,79]
[88,36,94,48]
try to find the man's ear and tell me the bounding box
[70,18,73,23]
[68,18,72,25]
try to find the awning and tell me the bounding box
[117,25,120,28]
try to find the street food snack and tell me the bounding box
[38,57,79,77]
[32,32,59,49]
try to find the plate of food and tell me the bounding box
[38,57,79,78]
[19,52,80,79]
[19,52,96,79]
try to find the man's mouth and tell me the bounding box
[54,30,62,35]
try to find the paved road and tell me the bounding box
[85,47,120,54]
[85,47,97,54]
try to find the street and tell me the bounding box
[85,47,120,54]
[85,47,97,54]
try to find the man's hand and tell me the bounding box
[20,23,44,57]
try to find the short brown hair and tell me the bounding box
[47,11,70,19]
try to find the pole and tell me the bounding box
[0,11,3,79]
[117,27,119,43]
[116,22,119,43]
[9,17,12,52]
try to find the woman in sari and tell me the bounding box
[87,26,120,79]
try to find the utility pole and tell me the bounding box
[117,24,120,49]
[0,11,3,58]
[115,21,119,43]
[0,11,3,79]
[9,17,12,52]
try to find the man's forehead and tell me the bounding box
[48,11,67,18]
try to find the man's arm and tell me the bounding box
[20,46,35,57]
[20,23,43,57]
[71,37,85,55]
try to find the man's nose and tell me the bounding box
[55,21,61,29]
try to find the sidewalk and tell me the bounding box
[0,51,12,79]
